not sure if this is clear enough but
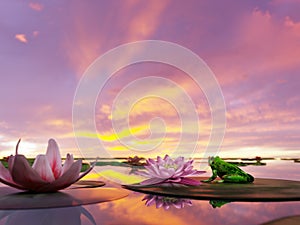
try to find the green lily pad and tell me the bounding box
[123,177,300,202]
[0,185,129,210]
[71,180,105,189]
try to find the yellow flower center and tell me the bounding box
[164,163,178,170]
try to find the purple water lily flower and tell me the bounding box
[138,155,205,186]
[142,194,192,210]
[0,139,94,192]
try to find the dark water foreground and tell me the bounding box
[0,159,299,225]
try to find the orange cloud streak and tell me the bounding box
[64,1,170,78]
[15,34,28,43]
[126,1,170,40]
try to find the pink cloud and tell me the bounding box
[29,2,44,11]
[15,34,28,43]
[126,1,170,40]
[32,30,39,37]
[209,9,300,87]
[285,16,300,35]
[63,1,170,78]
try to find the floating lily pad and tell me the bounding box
[71,180,105,189]
[0,186,129,210]
[123,177,300,201]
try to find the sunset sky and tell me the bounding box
[0,0,299,159]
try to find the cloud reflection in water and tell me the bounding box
[0,206,96,225]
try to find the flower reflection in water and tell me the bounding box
[0,206,96,225]
[142,194,192,210]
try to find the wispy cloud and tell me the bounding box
[15,34,28,43]
[32,30,39,37]
[63,1,170,77]
[29,2,44,11]
[126,1,170,40]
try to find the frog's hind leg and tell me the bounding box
[222,174,251,183]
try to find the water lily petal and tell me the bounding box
[181,169,205,177]
[140,177,165,185]
[166,177,182,183]
[145,162,161,176]
[135,170,150,177]
[46,139,62,179]
[178,177,200,186]
[32,155,55,182]
[11,155,49,191]
[0,162,25,190]
[148,158,156,165]
[62,154,74,175]
[77,161,95,181]
[0,162,13,182]
[156,156,164,165]
[163,155,170,161]
[174,156,184,164]
[37,160,82,192]
[190,170,206,175]
[158,167,173,178]
[173,172,184,178]
[183,164,193,172]
[0,177,26,190]
[8,155,15,174]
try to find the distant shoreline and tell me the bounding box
[1,157,299,161]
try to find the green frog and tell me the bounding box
[203,156,254,183]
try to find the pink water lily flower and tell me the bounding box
[142,194,192,210]
[137,155,205,186]
[0,139,94,192]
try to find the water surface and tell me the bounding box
[0,159,299,225]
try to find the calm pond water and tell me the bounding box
[0,159,299,225]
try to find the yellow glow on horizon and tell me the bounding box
[46,119,71,127]
[76,125,147,142]
[96,170,143,184]
[108,145,130,151]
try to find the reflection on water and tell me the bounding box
[142,194,192,210]
[261,215,300,225]
[142,195,232,209]
[0,159,298,225]
[81,195,300,225]
[89,159,300,225]
[0,206,96,225]
[209,199,232,208]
